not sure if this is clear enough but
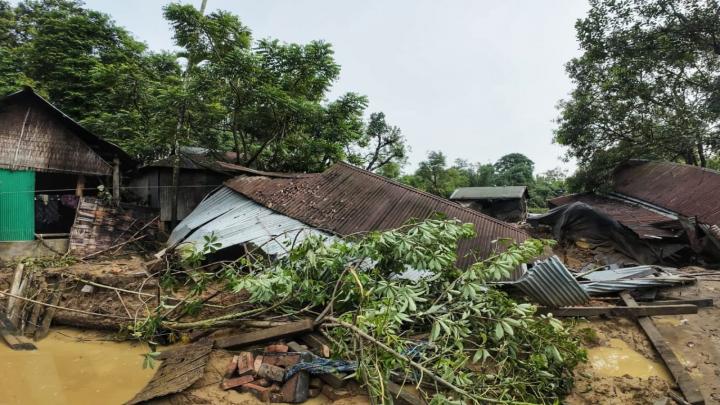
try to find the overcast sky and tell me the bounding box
[82,0,589,174]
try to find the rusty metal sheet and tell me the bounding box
[548,193,680,239]
[613,160,720,226]
[225,162,528,267]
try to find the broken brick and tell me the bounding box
[238,351,254,370]
[254,355,264,372]
[262,353,300,368]
[225,355,240,378]
[265,344,289,353]
[221,375,254,390]
[237,366,254,376]
[242,383,271,402]
[280,371,309,403]
[257,363,285,382]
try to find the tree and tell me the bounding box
[348,112,408,172]
[493,153,534,186]
[556,0,720,189]
[528,168,568,209]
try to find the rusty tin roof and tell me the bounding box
[548,193,680,239]
[613,161,720,226]
[225,162,528,267]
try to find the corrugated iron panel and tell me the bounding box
[450,186,527,200]
[613,160,720,226]
[579,265,695,295]
[548,193,679,239]
[0,169,35,241]
[512,256,590,307]
[168,187,332,257]
[225,162,528,266]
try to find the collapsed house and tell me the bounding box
[168,162,528,266]
[0,87,134,256]
[450,186,528,222]
[530,160,720,265]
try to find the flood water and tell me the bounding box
[0,328,155,405]
[587,338,671,380]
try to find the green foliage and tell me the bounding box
[401,152,567,209]
[223,219,584,403]
[0,0,407,173]
[556,0,720,190]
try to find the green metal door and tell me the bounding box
[0,169,35,241]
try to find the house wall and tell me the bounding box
[128,168,226,222]
[458,198,527,222]
[0,96,112,175]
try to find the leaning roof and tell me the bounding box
[613,160,720,226]
[450,186,528,200]
[225,162,528,267]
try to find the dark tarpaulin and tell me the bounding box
[528,202,687,264]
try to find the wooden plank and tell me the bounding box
[538,304,698,317]
[620,291,705,405]
[0,312,36,350]
[642,298,714,308]
[214,319,314,349]
[34,282,64,341]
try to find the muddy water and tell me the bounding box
[587,338,671,380]
[0,328,155,405]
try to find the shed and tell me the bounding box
[0,87,132,243]
[127,150,307,226]
[169,162,528,268]
[450,186,528,222]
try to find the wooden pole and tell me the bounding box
[6,264,25,326]
[620,292,705,405]
[112,158,120,204]
[75,175,85,197]
[170,146,180,229]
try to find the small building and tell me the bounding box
[449,186,528,222]
[0,87,132,252]
[128,148,298,227]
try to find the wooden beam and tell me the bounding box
[112,158,120,203]
[620,291,705,405]
[214,319,314,349]
[75,174,85,197]
[1,312,36,350]
[538,304,698,317]
[642,298,714,308]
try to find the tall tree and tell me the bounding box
[493,153,534,186]
[556,0,720,189]
[349,112,408,172]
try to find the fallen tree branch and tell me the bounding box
[326,316,528,404]
[0,290,131,320]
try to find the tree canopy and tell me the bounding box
[0,0,407,173]
[556,0,720,189]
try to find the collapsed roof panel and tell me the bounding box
[613,160,720,226]
[224,162,529,267]
[549,193,679,239]
[450,186,528,200]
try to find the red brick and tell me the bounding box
[221,375,254,390]
[225,355,239,378]
[265,344,289,353]
[262,353,300,368]
[242,383,271,402]
[238,351,254,371]
[254,355,264,372]
[237,366,254,376]
[280,371,309,403]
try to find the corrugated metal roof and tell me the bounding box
[225,162,529,267]
[168,187,332,256]
[548,193,680,239]
[450,186,527,200]
[613,160,720,226]
[511,256,590,307]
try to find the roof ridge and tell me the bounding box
[332,162,526,234]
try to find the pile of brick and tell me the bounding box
[221,341,355,403]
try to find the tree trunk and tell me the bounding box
[697,140,707,167]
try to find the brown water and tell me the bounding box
[0,328,155,405]
[587,338,671,380]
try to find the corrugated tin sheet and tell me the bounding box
[225,162,529,266]
[168,187,332,256]
[579,265,695,295]
[511,256,590,307]
[450,186,527,200]
[548,193,680,239]
[0,169,35,241]
[613,160,720,226]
